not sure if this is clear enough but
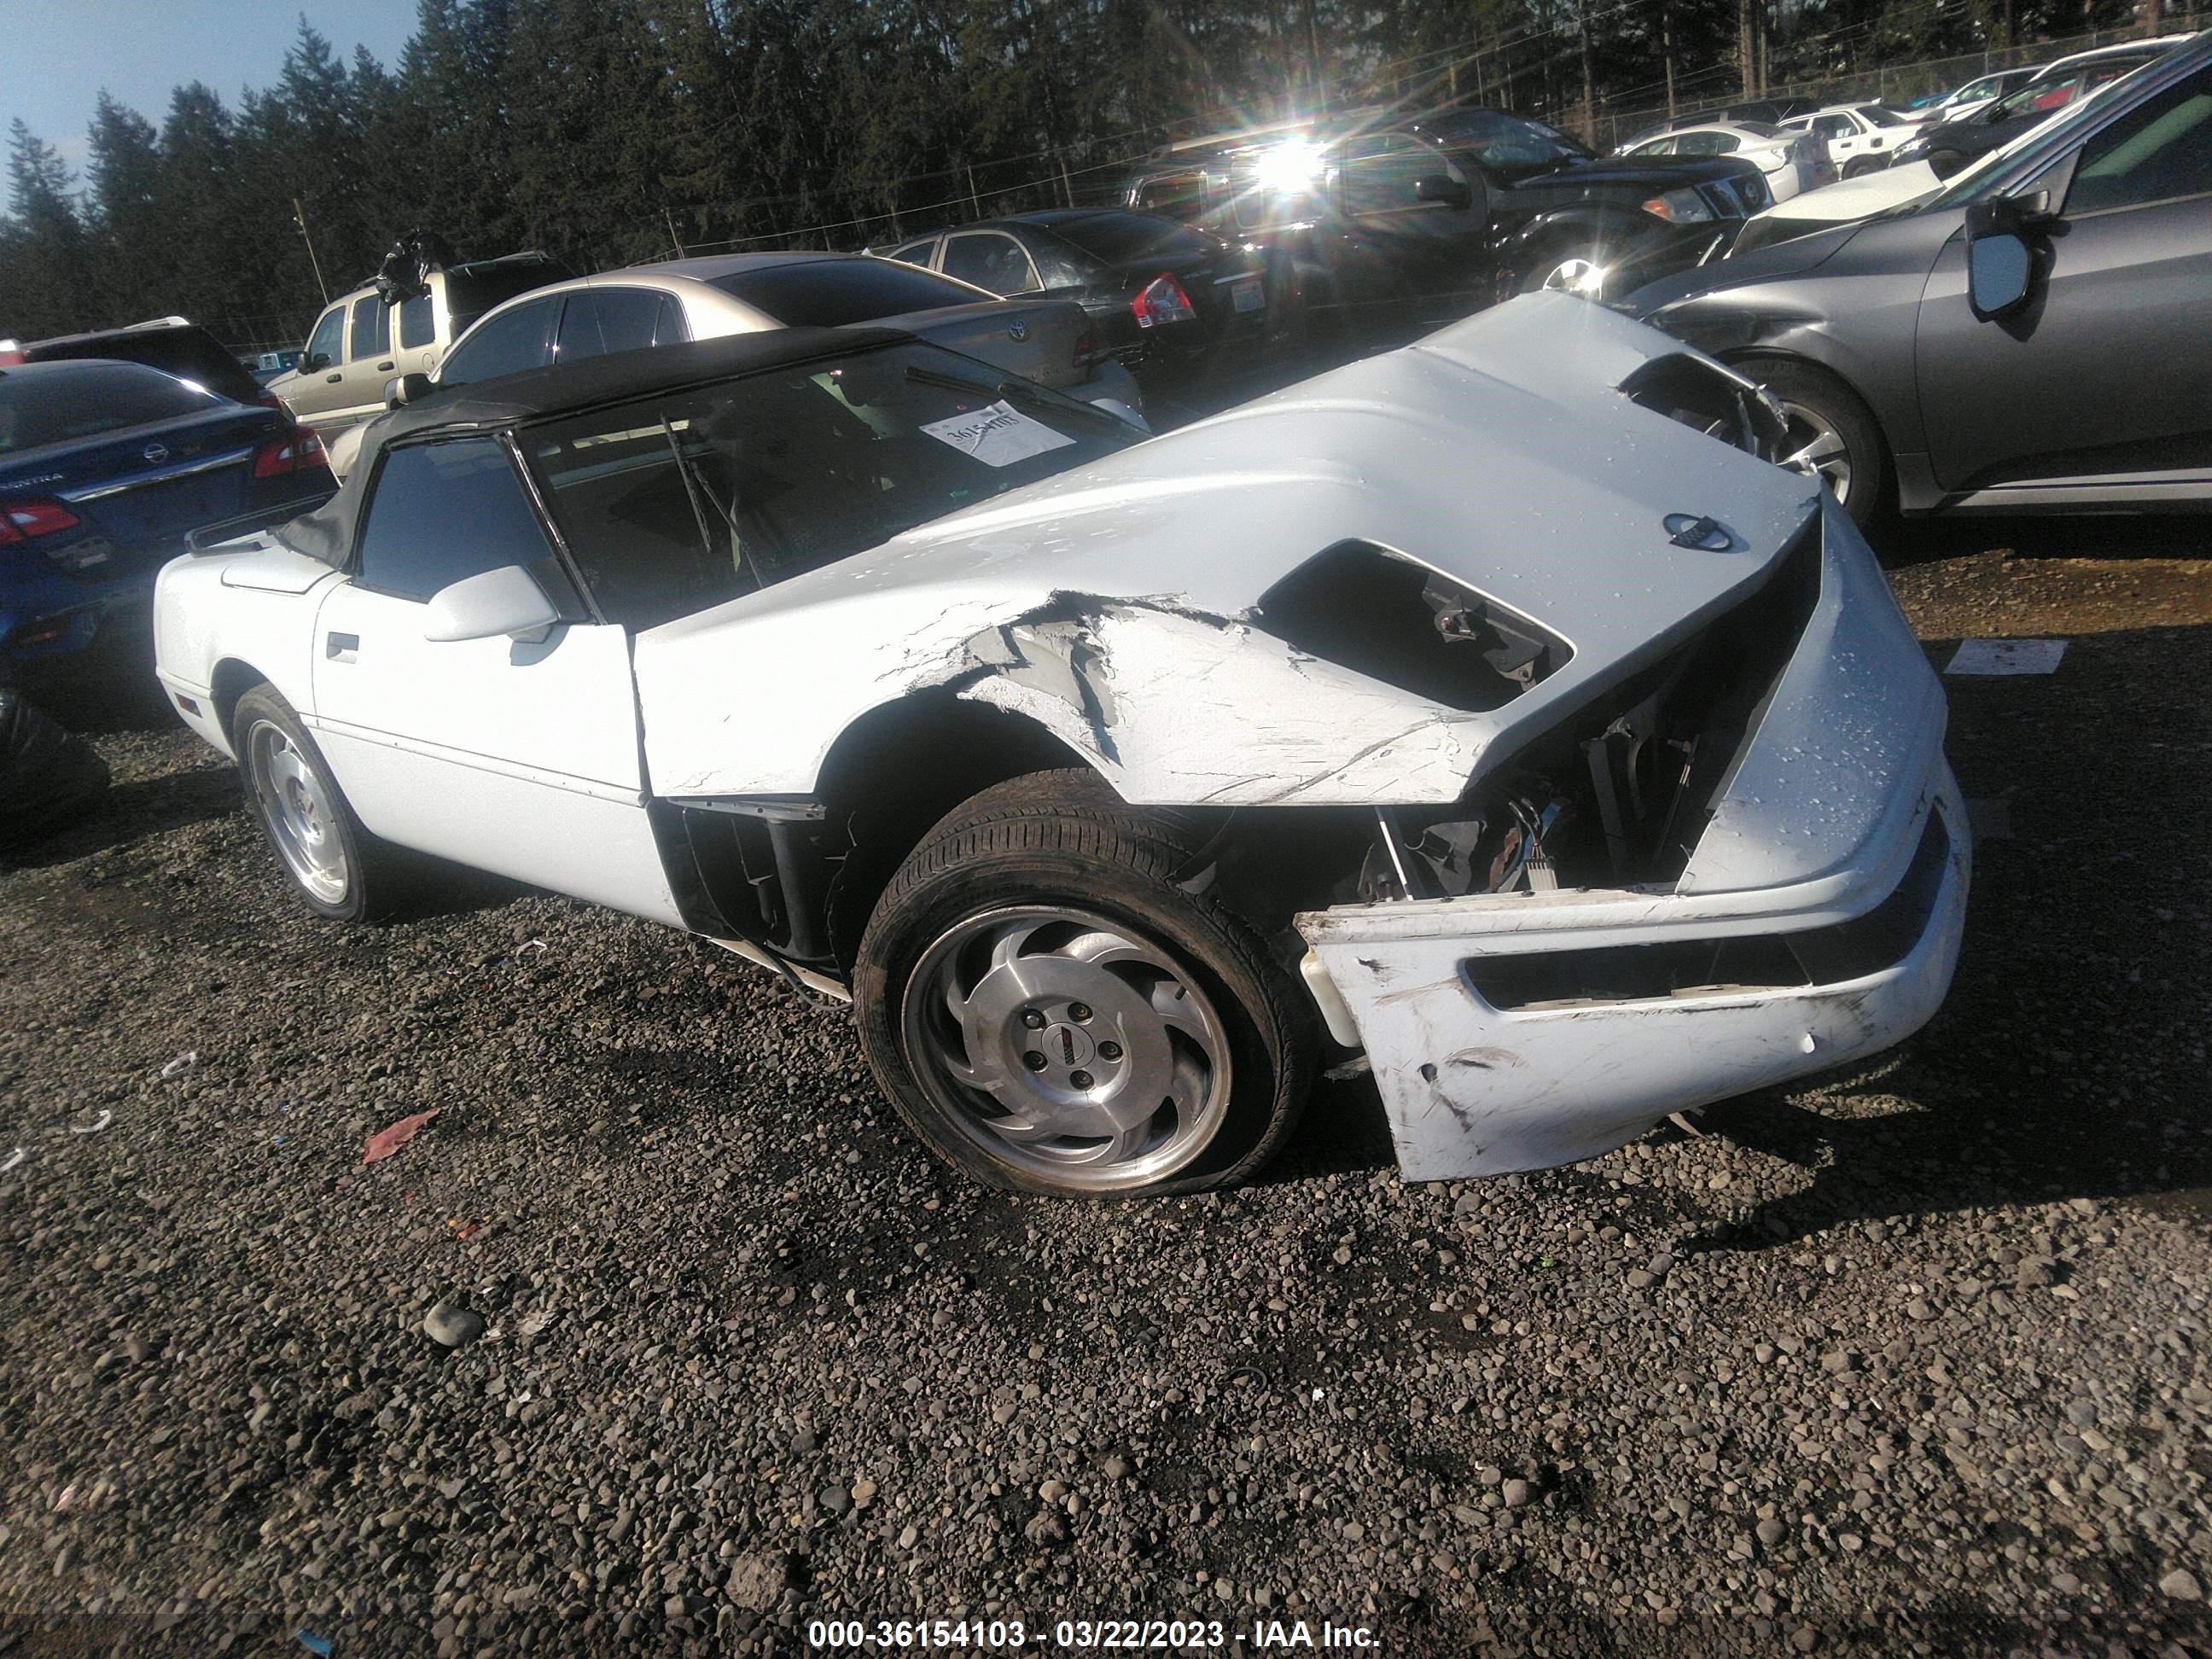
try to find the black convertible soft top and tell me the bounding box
[274,324,912,568]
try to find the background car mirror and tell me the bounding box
[386,372,434,409]
[422,565,560,644]
[1414,174,1476,211]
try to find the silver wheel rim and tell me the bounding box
[1541,257,1604,298]
[1777,399,1853,505]
[244,718,351,905]
[902,905,1232,1191]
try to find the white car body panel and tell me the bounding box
[155,293,1967,1185]
[1622,121,1823,202]
[634,298,1815,807]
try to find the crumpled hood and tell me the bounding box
[635,292,1822,806]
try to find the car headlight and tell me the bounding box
[1641,188,1715,224]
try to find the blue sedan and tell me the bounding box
[1,358,335,680]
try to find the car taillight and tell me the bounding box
[1074,329,1096,366]
[0,499,81,544]
[253,430,329,479]
[1131,273,1197,328]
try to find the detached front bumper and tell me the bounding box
[1297,497,1970,1181]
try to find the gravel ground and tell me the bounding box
[3,526,2209,1658]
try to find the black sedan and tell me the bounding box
[882,210,1272,402]
[1,358,335,682]
[1118,105,1773,340]
[1622,38,2212,526]
[1893,38,2188,178]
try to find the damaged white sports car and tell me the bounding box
[154,295,1968,1196]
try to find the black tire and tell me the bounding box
[230,684,399,922]
[1842,157,1878,179]
[1735,355,1889,530]
[1508,242,1594,299]
[0,688,109,850]
[853,769,1316,1197]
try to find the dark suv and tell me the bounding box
[1120,106,1773,336]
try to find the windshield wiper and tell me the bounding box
[660,416,748,577]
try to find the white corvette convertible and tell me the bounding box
[154,296,1969,1196]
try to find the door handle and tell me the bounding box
[325,632,359,663]
[325,371,343,383]
[376,360,394,371]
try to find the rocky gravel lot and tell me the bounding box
[3,526,2209,1657]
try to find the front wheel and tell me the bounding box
[853,771,1315,1196]
[1736,356,1889,529]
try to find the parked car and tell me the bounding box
[15,317,273,409]
[2,358,332,680]
[323,252,1145,479]
[1117,106,1774,323]
[247,349,304,386]
[154,302,1967,1197]
[881,209,1272,399]
[1778,102,1928,178]
[1625,96,1824,144]
[265,251,570,438]
[1625,38,2212,524]
[1616,120,1827,202]
[1891,35,2195,177]
[1911,66,2040,121]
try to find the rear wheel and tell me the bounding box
[1736,356,1889,529]
[853,770,1315,1196]
[231,684,398,921]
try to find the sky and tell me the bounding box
[2,0,422,210]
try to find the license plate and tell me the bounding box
[1231,279,1265,313]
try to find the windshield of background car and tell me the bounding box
[0,361,220,454]
[1859,105,1909,126]
[1920,63,2173,211]
[1412,109,1590,167]
[519,341,1142,630]
[707,259,993,325]
[1046,212,1221,265]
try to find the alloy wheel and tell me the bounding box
[1776,398,1853,506]
[244,718,351,905]
[901,905,1232,1192]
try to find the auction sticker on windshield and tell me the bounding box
[920,401,1077,468]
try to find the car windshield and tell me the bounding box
[707,259,990,325]
[1045,212,1220,265]
[520,341,1140,630]
[1414,108,1591,167]
[0,361,220,454]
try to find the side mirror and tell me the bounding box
[303,352,331,373]
[1413,173,1475,211]
[422,565,559,644]
[385,372,434,410]
[1965,195,2045,320]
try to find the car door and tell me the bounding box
[1813,113,1866,167]
[288,303,349,420]
[940,230,1045,296]
[335,293,399,422]
[309,433,684,925]
[1914,63,2212,493]
[1330,131,1487,323]
[392,286,442,380]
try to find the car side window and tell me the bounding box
[440,297,561,387]
[940,232,1042,295]
[356,438,565,605]
[1632,136,1676,155]
[2064,70,2212,214]
[305,306,345,370]
[1339,133,1444,215]
[1815,115,1855,140]
[349,296,391,363]
[1676,131,1733,156]
[888,239,936,267]
[654,294,690,345]
[1028,232,1102,289]
[399,293,436,350]
[555,288,665,364]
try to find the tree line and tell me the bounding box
[1,0,2159,351]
